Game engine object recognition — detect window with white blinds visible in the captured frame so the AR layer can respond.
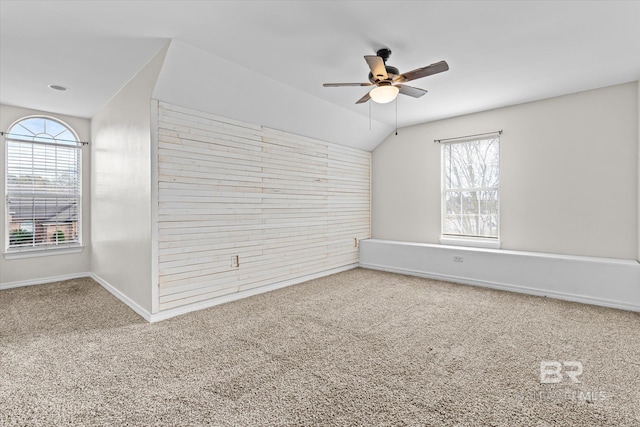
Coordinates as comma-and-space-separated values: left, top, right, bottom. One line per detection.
5, 117, 81, 252
442, 136, 500, 240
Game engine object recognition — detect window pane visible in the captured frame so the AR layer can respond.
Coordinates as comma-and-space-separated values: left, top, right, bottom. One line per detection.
45, 119, 67, 137
10, 117, 77, 145
7, 142, 79, 195
442, 137, 499, 239
444, 191, 460, 215
17, 118, 44, 137
8, 197, 79, 247
444, 138, 499, 189
6, 117, 81, 251
443, 215, 463, 235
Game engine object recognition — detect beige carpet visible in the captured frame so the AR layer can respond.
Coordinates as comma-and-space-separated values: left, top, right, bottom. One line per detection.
1, 268, 639, 426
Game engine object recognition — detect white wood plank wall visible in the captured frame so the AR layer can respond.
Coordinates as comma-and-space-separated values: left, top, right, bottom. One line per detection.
156, 102, 371, 310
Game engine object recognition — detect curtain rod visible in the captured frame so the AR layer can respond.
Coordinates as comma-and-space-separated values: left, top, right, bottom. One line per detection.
1, 131, 89, 145
434, 130, 502, 144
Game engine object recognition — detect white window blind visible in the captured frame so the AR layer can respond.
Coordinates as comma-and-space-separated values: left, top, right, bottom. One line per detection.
442, 135, 500, 239
5, 117, 81, 251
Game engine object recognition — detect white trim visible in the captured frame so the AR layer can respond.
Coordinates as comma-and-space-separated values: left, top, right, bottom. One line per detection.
359, 262, 640, 313
148, 263, 359, 322
0, 272, 90, 291
368, 238, 638, 265
1, 271, 154, 321
359, 239, 640, 313
4, 264, 359, 322
86, 264, 358, 323
89, 273, 153, 322
4, 245, 84, 260
440, 236, 501, 249
150, 99, 160, 314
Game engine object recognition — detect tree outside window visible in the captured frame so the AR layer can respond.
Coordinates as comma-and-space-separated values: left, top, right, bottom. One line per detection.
442, 137, 499, 239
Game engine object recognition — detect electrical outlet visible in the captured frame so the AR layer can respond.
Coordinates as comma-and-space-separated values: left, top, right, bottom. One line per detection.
453, 256, 464, 263
231, 255, 240, 268
353, 238, 358, 248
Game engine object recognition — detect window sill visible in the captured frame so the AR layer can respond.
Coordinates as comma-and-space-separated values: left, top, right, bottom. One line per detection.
4, 245, 84, 260
440, 236, 501, 249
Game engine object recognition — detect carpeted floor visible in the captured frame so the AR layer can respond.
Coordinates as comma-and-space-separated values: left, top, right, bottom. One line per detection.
1, 268, 639, 426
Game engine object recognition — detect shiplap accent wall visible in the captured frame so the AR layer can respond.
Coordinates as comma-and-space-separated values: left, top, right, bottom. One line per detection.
155, 102, 370, 311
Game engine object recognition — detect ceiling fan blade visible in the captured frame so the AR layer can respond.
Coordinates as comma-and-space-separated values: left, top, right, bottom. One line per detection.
356, 92, 371, 104
396, 60, 449, 83
364, 55, 388, 81
323, 82, 372, 87
397, 84, 428, 98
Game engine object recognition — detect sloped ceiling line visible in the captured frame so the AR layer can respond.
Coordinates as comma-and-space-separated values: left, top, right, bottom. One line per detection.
152, 40, 394, 151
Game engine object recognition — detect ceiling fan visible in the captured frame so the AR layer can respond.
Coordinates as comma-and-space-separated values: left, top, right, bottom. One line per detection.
323, 48, 449, 104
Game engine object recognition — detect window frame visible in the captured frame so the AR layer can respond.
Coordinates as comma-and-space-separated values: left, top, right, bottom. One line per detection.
4, 115, 83, 256
440, 135, 500, 249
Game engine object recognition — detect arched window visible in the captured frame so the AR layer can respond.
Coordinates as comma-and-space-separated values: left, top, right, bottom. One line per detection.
4, 116, 82, 252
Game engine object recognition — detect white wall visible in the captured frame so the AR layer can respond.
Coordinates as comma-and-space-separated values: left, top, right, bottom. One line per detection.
90, 45, 168, 313
372, 82, 639, 260
152, 40, 394, 152
154, 102, 369, 312
0, 104, 91, 286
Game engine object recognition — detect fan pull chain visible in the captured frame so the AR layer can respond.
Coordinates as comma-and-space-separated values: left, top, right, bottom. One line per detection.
369, 100, 371, 130
395, 96, 398, 135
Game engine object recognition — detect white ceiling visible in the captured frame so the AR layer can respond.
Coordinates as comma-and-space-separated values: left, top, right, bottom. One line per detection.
1, 0, 639, 132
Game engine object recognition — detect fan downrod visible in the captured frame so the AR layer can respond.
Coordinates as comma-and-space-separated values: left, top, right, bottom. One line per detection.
376, 48, 392, 63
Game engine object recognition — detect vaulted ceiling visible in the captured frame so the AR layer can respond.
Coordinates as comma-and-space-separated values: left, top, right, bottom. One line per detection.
1, 1, 639, 150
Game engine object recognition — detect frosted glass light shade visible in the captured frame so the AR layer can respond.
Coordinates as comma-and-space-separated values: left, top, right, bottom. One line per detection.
369, 85, 399, 103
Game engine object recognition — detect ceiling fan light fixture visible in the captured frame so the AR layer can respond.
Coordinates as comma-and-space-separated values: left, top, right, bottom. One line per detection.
369, 85, 399, 103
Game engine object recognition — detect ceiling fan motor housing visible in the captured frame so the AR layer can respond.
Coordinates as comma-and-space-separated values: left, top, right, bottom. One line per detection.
369, 65, 399, 84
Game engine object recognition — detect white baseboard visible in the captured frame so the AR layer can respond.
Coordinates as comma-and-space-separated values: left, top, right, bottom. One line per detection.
360, 239, 640, 313
2, 264, 360, 323
89, 273, 153, 322
0, 271, 154, 322
0, 272, 91, 291
148, 263, 359, 322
